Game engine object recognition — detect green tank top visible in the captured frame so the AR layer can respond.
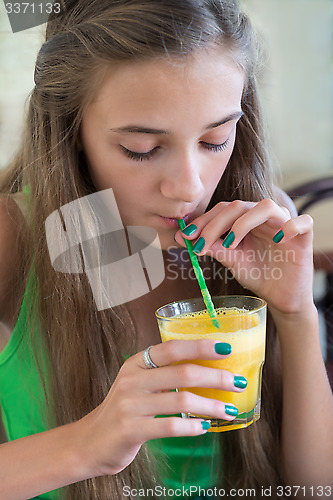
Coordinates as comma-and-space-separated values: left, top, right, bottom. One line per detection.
0, 276, 221, 499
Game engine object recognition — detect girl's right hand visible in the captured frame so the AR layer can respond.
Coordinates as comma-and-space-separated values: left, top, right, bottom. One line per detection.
78, 339, 246, 478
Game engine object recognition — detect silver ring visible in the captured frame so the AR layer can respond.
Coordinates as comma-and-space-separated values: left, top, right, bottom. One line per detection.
143, 345, 158, 369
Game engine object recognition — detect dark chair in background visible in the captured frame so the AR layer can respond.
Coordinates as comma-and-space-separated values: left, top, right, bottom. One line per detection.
287, 176, 333, 388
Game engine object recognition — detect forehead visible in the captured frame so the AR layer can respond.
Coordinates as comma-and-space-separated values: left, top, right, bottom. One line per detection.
84, 47, 245, 128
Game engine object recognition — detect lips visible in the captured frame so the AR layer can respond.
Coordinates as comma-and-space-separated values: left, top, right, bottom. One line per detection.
162, 213, 191, 221
159, 212, 193, 228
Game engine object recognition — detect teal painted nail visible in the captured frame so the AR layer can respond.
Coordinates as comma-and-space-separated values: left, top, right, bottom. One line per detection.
234, 375, 248, 389
182, 224, 197, 236
273, 229, 284, 243
222, 230, 235, 248
225, 405, 238, 417
215, 342, 232, 355
201, 421, 211, 431
192, 236, 205, 254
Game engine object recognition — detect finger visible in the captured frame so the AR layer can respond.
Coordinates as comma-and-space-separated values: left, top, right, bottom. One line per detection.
141, 415, 212, 441
134, 339, 232, 370
280, 206, 291, 217
217, 198, 291, 250
189, 200, 258, 254
140, 362, 246, 394
175, 202, 231, 241
140, 391, 240, 421
272, 214, 314, 244
174, 201, 255, 249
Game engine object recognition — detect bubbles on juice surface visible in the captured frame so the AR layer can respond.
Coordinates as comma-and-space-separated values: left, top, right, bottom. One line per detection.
160, 307, 262, 340
177, 307, 242, 319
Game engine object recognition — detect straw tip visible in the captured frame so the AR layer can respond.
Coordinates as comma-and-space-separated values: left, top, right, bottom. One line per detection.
177, 219, 186, 230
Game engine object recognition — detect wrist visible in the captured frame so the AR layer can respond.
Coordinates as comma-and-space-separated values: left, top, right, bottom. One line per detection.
270, 304, 323, 371
63, 418, 98, 484
268, 302, 319, 336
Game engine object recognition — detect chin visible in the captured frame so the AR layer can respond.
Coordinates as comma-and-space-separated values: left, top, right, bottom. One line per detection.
124, 225, 171, 252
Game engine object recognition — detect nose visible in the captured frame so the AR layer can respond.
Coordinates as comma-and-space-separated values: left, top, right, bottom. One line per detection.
160, 153, 205, 203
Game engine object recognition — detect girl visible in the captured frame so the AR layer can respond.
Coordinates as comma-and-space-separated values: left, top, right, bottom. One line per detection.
0, 1, 332, 499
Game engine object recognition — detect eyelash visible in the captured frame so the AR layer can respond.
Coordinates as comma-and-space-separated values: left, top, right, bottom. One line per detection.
120, 138, 230, 162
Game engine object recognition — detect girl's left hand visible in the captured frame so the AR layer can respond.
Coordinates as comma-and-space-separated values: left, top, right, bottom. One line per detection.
175, 199, 315, 316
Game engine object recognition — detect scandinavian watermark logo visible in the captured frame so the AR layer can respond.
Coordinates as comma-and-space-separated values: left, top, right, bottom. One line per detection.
45, 189, 165, 310
3, 1, 62, 33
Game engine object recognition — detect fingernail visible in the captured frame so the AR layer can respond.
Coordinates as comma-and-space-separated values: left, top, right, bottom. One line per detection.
192, 236, 205, 254
225, 405, 238, 417
215, 342, 232, 355
173, 232, 177, 242
234, 375, 248, 389
201, 420, 211, 431
273, 229, 284, 243
182, 224, 197, 236
222, 230, 235, 248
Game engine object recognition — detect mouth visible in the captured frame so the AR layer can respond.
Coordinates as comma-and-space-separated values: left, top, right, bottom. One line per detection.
159, 212, 193, 228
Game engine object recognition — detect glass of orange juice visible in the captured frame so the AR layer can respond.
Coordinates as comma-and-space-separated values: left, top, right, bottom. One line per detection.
155, 296, 266, 432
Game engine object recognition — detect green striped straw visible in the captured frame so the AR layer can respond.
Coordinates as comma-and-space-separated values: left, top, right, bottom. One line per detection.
178, 219, 220, 328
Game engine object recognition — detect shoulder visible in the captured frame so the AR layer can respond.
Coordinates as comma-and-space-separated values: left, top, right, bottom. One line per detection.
272, 185, 298, 218
0, 195, 27, 325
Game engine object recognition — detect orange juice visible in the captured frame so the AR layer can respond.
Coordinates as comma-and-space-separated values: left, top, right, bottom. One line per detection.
156, 298, 266, 432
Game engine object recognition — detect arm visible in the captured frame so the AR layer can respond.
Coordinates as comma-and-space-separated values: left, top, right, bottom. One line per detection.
0, 198, 89, 498
272, 188, 333, 484
0, 197, 87, 497
0, 197, 248, 497
175, 196, 333, 486
0, 422, 89, 499
270, 305, 333, 487
0, 338, 246, 499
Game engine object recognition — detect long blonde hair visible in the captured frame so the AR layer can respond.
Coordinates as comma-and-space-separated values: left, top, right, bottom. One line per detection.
1, 0, 283, 497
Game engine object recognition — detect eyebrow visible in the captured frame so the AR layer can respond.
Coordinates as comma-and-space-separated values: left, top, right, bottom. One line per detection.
109, 111, 243, 135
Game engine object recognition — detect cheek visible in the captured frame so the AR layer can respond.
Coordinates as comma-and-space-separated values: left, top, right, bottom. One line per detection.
81, 142, 118, 188
214, 145, 235, 179
222, 131, 237, 170
206, 136, 237, 191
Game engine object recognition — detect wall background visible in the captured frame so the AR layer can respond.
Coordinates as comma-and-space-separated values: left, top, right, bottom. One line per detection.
242, 0, 333, 188
0, 5, 43, 168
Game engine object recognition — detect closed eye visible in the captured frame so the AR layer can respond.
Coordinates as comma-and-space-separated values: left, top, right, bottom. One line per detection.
120, 145, 159, 161
200, 138, 230, 152
120, 137, 230, 162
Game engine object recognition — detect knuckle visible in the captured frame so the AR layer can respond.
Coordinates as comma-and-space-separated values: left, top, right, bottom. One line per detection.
163, 418, 180, 436
196, 338, 212, 355
188, 339, 202, 359
117, 397, 133, 418
164, 339, 179, 359
212, 398, 224, 415
122, 357, 132, 367
177, 391, 193, 409
281, 206, 291, 217
178, 364, 196, 385
216, 201, 227, 210
118, 417, 136, 443
260, 198, 276, 210
229, 199, 243, 210
302, 213, 314, 227
285, 218, 298, 233
192, 421, 206, 436
219, 369, 228, 388
119, 358, 134, 375
116, 376, 133, 395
